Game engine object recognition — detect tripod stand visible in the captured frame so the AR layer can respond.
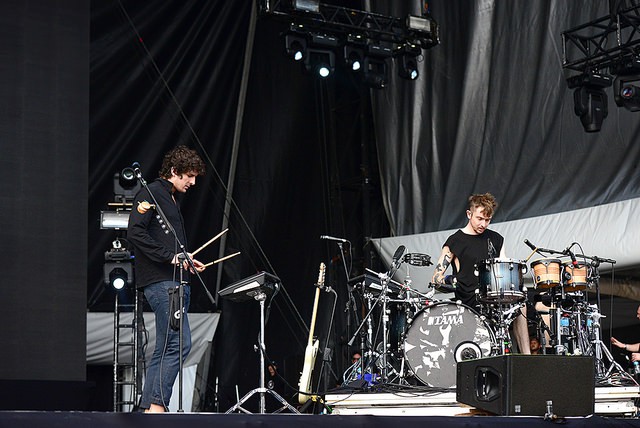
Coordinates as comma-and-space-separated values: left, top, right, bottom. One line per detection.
226, 291, 299, 414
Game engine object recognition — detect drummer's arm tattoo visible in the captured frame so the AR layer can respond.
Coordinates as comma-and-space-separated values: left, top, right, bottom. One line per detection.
433, 254, 452, 285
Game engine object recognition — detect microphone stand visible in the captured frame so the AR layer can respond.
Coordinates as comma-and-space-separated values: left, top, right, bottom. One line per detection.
134, 166, 216, 412
335, 241, 359, 365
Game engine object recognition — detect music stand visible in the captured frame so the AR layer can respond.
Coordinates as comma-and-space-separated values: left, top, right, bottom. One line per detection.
221, 273, 300, 414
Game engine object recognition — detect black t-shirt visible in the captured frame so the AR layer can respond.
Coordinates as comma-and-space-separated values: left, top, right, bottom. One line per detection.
444, 229, 504, 307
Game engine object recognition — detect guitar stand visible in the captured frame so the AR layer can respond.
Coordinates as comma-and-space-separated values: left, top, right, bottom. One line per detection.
226, 291, 300, 414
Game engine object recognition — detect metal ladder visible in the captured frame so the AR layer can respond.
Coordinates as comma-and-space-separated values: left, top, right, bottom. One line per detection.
113, 290, 143, 412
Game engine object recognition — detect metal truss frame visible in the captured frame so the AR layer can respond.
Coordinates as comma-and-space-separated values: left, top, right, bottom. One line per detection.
562, 4, 640, 73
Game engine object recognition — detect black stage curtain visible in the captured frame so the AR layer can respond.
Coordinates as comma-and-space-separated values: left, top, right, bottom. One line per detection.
88, 0, 640, 412
0, 1, 89, 381
371, 1, 640, 235
89, 0, 385, 411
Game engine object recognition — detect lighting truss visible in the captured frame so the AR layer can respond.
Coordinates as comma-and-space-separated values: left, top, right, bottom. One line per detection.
562, 3, 640, 73
259, 0, 439, 49
562, 3, 640, 131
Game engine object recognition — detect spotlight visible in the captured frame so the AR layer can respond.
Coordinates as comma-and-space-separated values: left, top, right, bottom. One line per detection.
104, 248, 134, 290
285, 33, 307, 61
567, 72, 611, 132
614, 74, 640, 111
396, 43, 421, 80
113, 166, 141, 204
305, 49, 335, 78
405, 14, 439, 48
344, 45, 364, 72
573, 86, 608, 132
286, 0, 320, 13
108, 268, 128, 290
363, 57, 388, 89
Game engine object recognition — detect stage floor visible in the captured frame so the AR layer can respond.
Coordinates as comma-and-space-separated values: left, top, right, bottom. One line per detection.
0, 410, 639, 428
325, 386, 640, 417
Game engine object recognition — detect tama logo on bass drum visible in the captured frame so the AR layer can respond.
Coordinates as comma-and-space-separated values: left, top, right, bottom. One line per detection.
426, 314, 464, 326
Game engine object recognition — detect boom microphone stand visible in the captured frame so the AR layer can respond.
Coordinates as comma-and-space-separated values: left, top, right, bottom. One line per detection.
133, 164, 216, 412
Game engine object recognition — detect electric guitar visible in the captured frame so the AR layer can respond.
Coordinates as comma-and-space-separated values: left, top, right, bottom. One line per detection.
298, 262, 325, 404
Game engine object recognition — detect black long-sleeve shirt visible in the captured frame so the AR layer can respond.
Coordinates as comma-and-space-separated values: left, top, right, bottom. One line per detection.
127, 178, 189, 288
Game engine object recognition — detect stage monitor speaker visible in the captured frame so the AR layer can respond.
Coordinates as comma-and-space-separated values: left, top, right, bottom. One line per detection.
457, 355, 594, 416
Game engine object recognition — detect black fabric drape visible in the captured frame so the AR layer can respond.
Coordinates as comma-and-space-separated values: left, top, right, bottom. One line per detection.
89, 0, 252, 312
372, 1, 640, 235
89, 0, 380, 411
1, 0, 89, 381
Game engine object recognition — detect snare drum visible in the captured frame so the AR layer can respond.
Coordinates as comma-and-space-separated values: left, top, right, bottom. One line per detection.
530, 258, 562, 289
403, 301, 493, 388
477, 258, 527, 303
563, 262, 589, 292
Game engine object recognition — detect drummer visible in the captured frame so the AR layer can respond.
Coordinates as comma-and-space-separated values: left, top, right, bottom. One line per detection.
431, 192, 531, 354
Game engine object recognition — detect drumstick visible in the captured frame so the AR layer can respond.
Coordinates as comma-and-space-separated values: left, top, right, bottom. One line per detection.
191, 228, 228, 256
203, 251, 241, 268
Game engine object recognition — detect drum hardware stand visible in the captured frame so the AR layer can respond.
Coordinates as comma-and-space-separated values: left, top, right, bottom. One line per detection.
347, 267, 401, 383
226, 291, 299, 414
485, 302, 523, 355
590, 309, 637, 385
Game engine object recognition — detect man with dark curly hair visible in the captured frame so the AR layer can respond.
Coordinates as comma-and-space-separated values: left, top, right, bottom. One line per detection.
127, 145, 207, 412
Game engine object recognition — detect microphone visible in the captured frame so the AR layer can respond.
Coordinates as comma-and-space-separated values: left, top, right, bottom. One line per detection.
320, 235, 348, 243
563, 243, 578, 267
392, 245, 406, 268
132, 161, 142, 178
524, 239, 537, 251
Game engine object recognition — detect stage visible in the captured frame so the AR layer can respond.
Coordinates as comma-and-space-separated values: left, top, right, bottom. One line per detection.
325, 386, 640, 417
0, 410, 639, 428
1, 384, 639, 428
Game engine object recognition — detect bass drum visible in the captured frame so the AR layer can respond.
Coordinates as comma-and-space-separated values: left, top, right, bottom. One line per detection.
403, 301, 493, 388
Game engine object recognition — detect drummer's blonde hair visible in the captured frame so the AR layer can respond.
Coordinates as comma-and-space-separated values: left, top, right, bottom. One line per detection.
468, 193, 498, 218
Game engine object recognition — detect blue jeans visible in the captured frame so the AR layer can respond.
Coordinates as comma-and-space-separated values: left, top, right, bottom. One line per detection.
139, 280, 191, 410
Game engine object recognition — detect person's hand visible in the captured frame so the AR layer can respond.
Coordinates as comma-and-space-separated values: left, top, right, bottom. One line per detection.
171, 253, 206, 272
611, 337, 625, 349
631, 353, 640, 362
191, 258, 206, 273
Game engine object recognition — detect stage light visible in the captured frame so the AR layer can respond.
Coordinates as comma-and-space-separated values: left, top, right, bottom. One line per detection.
100, 210, 130, 230
285, 33, 307, 61
613, 74, 640, 111
344, 45, 364, 71
108, 268, 128, 290
396, 43, 421, 80
573, 86, 608, 132
567, 72, 611, 132
305, 49, 335, 78
104, 260, 134, 290
113, 166, 141, 204
406, 15, 433, 33
405, 14, 439, 49
363, 57, 388, 89
287, 0, 320, 13
104, 242, 134, 290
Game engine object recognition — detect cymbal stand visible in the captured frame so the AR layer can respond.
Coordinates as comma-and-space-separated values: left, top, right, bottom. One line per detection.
590, 308, 637, 385
226, 291, 299, 414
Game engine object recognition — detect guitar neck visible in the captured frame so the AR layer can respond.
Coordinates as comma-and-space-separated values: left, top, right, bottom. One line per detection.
307, 286, 321, 347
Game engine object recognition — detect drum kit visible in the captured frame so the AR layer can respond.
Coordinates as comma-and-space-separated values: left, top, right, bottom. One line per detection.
343, 242, 633, 389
